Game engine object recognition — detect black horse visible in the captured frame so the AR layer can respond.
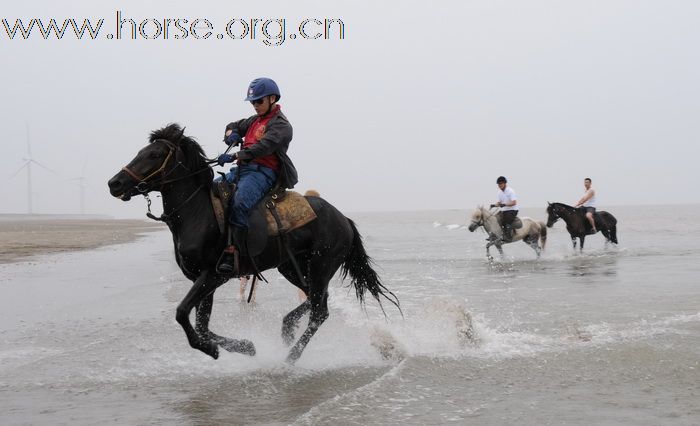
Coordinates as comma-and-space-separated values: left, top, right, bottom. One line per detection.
107, 124, 399, 363
546, 202, 618, 251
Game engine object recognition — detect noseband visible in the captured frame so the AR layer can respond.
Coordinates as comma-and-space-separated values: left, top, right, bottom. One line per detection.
121, 139, 180, 193
548, 206, 561, 225
120, 138, 217, 223
472, 207, 496, 228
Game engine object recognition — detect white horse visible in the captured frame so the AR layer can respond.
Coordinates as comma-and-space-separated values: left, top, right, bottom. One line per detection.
468, 206, 547, 259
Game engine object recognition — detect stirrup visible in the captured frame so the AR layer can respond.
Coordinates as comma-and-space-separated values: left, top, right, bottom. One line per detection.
216, 246, 239, 275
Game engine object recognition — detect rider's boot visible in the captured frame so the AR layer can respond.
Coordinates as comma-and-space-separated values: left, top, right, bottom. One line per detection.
502, 224, 513, 242
233, 226, 248, 262
217, 227, 239, 275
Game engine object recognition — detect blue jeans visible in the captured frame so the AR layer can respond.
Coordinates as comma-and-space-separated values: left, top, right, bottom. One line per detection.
213, 166, 240, 184
229, 164, 277, 228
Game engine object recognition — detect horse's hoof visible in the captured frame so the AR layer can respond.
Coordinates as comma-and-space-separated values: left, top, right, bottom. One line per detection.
235, 339, 256, 356
285, 352, 299, 365
282, 331, 295, 347
206, 343, 220, 360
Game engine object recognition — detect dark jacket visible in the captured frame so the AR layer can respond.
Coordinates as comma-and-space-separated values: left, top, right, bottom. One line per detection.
225, 109, 298, 189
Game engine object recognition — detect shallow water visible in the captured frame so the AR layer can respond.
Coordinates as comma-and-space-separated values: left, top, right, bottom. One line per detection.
1, 205, 699, 425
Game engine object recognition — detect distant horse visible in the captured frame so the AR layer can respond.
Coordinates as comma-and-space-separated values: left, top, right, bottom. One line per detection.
546, 202, 618, 252
107, 123, 399, 363
468, 206, 547, 259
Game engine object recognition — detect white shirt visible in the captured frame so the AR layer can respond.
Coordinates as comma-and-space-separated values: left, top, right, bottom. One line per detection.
582, 188, 597, 208
498, 187, 519, 211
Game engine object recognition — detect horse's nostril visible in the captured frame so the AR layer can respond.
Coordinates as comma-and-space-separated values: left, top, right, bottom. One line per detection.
108, 177, 123, 192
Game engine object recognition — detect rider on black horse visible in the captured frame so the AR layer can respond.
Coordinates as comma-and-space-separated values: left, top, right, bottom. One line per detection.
492, 176, 519, 242
216, 77, 298, 274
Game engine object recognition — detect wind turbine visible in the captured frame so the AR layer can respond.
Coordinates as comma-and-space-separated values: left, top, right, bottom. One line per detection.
68, 159, 89, 214
9, 125, 57, 214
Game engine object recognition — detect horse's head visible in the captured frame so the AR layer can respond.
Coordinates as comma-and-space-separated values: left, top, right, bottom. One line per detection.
108, 123, 213, 201
546, 202, 559, 228
468, 206, 485, 232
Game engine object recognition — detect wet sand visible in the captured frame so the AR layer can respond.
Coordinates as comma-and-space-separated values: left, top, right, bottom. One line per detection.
0, 215, 164, 264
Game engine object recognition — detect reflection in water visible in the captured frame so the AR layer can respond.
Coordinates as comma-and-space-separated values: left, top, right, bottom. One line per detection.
566, 252, 619, 278
171, 368, 388, 425
477, 251, 620, 281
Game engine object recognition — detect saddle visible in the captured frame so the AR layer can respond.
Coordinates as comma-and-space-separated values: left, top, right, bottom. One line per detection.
211, 180, 317, 257
496, 213, 523, 229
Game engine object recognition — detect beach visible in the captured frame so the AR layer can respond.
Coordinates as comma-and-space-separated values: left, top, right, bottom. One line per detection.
0, 215, 163, 264
1, 206, 699, 425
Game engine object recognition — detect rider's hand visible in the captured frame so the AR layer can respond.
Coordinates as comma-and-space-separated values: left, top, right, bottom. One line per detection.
217, 153, 237, 166
224, 131, 242, 146
489, 204, 497, 208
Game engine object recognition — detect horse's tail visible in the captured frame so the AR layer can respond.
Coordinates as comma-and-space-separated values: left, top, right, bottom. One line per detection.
341, 219, 402, 316
538, 221, 548, 250
601, 212, 619, 244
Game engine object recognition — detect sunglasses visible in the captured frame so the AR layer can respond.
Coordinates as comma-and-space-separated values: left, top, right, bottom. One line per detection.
250, 98, 265, 105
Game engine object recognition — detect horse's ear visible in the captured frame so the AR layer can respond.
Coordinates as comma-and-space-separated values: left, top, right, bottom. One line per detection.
547, 201, 551, 206
175, 126, 186, 141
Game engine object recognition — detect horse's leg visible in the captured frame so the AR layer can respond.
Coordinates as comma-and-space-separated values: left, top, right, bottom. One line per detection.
572, 237, 577, 251
278, 261, 312, 346
195, 293, 256, 356
496, 243, 504, 257
579, 236, 585, 252
485, 242, 493, 261
601, 228, 611, 247
194, 294, 213, 336
175, 270, 227, 359
526, 236, 541, 258
286, 289, 329, 364
282, 300, 311, 346
285, 255, 337, 364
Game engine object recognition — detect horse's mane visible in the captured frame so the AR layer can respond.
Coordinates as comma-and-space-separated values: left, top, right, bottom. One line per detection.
550, 202, 576, 211
149, 123, 214, 186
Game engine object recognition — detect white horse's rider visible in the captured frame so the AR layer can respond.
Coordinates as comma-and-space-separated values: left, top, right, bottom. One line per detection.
574, 177, 597, 233
490, 176, 519, 242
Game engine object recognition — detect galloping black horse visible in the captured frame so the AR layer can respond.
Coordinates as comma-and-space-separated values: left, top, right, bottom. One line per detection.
546, 202, 618, 252
107, 124, 399, 363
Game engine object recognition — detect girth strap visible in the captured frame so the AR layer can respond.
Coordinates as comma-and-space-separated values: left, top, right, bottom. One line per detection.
266, 199, 308, 291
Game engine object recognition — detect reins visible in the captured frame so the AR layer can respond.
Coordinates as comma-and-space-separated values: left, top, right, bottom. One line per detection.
122, 138, 230, 223
144, 185, 205, 223
474, 206, 498, 228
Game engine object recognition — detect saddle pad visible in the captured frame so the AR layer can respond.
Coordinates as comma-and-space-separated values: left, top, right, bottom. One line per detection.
210, 189, 318, 256
512, 217, 523, 229
262, 191, 317, 235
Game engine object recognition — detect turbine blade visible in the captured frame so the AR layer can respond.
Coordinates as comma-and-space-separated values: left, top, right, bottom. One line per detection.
30, 159, 58, 174
9, 162, 29, 179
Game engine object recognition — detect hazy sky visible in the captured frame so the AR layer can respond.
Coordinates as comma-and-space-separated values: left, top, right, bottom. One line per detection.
2, 0, 699, 218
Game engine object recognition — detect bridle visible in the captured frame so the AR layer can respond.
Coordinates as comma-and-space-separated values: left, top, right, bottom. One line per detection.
471, 206, 497, 229
547, 204, 562, 226
120, 138, 220, 223
121, 139, 207, 193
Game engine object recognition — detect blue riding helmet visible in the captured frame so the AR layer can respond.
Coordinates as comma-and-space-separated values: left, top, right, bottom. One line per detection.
244, 78, 281, 102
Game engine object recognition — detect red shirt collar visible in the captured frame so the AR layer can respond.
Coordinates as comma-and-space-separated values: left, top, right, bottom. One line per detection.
258, 104, 281, 120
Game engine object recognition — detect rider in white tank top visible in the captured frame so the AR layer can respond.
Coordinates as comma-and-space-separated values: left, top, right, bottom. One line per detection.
575, 178, 597, 233
582, 189, 596, 208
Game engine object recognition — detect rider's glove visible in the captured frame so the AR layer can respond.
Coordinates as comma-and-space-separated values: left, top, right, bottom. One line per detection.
224, 132, 242, 146
489, 204, 497, 208
217, 153, 237, 166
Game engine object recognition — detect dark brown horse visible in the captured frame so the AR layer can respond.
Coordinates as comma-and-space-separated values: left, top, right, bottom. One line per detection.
546, 202, 618, 252
107, 124, 399, 363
